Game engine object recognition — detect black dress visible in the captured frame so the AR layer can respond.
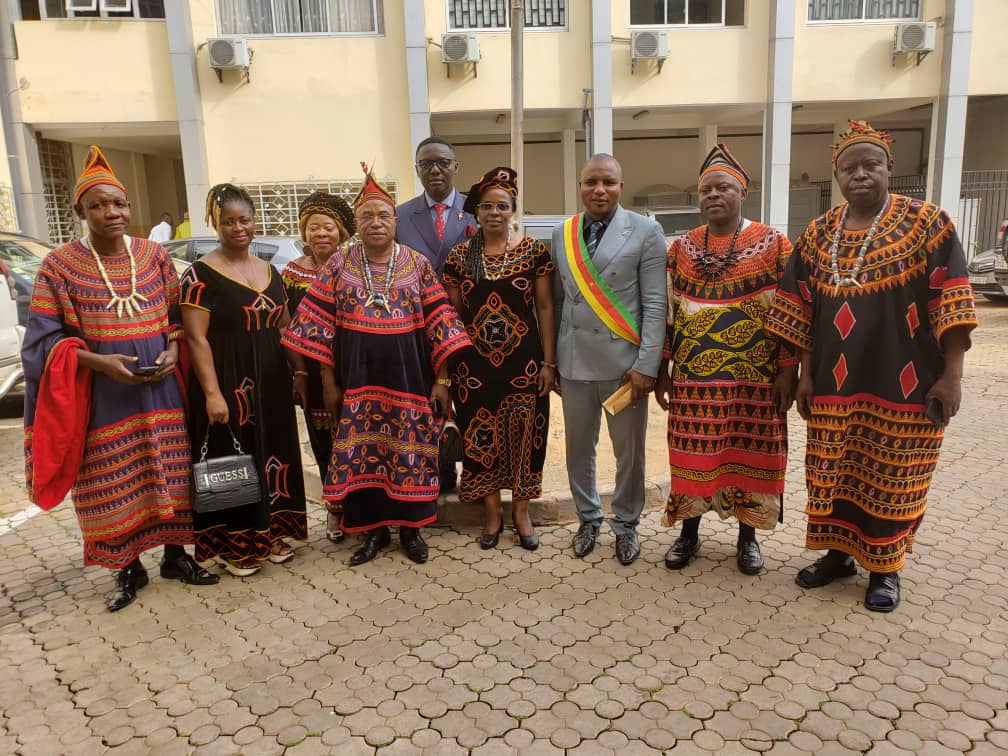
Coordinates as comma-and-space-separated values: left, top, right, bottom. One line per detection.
443, 237, 553, 505
180, 260, 307, 563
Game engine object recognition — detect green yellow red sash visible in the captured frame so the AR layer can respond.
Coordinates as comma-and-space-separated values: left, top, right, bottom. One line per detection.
562, 213, 641, 346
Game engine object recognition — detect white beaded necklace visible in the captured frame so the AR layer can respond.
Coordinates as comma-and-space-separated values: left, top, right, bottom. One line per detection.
829, 195, 889, 295
82, 235, 148, 317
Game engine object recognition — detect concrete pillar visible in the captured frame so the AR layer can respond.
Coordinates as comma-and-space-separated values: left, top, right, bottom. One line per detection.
590, 0, 613, 156
762, 0, 794, 234
698, 124, 718, 166
562, 127, 578, 214
927, 0, 973, 227
830, 121, 847, 207
128, 152, 150, 235
404, 0, 431, 196
0, 0, 47, 239
165, 1, 212, 236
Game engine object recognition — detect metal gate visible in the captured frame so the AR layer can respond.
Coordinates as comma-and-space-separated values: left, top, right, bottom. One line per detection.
958, 169, 1008, 261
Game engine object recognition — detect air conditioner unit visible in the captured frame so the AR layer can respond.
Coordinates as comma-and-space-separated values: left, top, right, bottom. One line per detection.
64, 0, 98, 10
442, 32, 480, 64
631, 30, 669, 61
894, 22, 936, 53
208, 37, 251, 69
100, 0, 132, 11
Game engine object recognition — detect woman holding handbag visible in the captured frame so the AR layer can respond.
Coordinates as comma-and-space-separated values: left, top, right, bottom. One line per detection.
181, 183, 307, 577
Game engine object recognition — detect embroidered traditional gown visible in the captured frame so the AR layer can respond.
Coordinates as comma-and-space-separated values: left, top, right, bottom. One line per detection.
22, 238, 193, 568
663, 222, 793, 529
766, 195, 977, 573
282, 259, 333, 475
282, 242, 471, 532
180, 260, 307, 563
443, 237, 553, 505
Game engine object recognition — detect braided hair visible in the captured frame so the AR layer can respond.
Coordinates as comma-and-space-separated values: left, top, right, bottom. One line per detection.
204, 183, 255, 231
462, 227, 486, 283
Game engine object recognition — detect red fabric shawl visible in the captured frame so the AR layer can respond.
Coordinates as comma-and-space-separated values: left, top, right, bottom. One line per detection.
27, 337, 92, 510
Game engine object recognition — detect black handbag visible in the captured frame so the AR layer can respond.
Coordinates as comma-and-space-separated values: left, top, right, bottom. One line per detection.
192, 425, 261, 514
439, 419, 463, 465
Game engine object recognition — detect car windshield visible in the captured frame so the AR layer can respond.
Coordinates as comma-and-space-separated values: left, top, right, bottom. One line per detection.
0, 237, 50, 262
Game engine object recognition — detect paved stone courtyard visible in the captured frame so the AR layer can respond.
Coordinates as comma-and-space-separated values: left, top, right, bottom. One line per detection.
0, 302, 1006, 755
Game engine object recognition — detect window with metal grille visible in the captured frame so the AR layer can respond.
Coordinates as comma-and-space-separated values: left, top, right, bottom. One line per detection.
808, 0, 920, 22
217, 0, 384, 35
448, 1, 566, 30
240, 179, 397, 237
629, 0, 745, 27
38, 139, 77, 245
25, 1, 165, 19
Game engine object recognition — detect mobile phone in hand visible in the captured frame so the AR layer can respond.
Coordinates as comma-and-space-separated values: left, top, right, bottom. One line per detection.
925, 397, 945, 428
134, 365, 160, 377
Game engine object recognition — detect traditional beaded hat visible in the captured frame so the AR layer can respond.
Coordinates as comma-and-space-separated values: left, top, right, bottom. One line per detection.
698, 143, 750, 189
831, 120, 894, 166
298, 191, 355, 240
74, 146, 127, 204
352, 162, 396, 211
463, 166, 518, 216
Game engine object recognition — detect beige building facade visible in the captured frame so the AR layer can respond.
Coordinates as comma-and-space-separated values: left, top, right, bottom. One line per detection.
0, 0, 1005, 250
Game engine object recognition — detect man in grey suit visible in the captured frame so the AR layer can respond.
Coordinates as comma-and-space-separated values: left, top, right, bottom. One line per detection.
396, 136, 476, 493
551, 154, 668, 565
395, 136, 476, 275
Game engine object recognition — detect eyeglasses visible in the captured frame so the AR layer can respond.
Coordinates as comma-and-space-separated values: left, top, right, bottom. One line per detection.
356, 211, 394, 224
416, 158, 456, 172
477, 202, 512, 213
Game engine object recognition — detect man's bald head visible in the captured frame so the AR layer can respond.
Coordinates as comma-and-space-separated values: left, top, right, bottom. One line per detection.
582, 153, 623, 180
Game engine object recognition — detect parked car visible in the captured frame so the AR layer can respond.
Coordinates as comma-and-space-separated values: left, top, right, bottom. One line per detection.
0, 259, 24, 400
969, 221, 1008, 303
0, 232, 50, 325
165, 235, 304, 275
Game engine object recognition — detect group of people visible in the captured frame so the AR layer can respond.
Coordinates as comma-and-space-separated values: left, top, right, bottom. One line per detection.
22, 119, 976, 617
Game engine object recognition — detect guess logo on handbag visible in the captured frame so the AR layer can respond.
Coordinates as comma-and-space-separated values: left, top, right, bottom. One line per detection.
200, 466, 252, 488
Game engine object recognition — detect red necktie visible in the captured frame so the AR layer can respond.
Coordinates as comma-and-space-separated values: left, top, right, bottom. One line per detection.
434, 202, 447, 241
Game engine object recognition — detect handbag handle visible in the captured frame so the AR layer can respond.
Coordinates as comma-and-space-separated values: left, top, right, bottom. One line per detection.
199, 423, 245, 463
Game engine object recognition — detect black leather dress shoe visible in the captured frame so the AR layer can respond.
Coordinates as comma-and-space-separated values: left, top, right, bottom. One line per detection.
736, 540, 764, 575
664, 536, 700, 570
160, 552, 219, 585
400, 526, 429, 564
350, 527, 391, 566
572, 521, 600, 558
615, 532, 640, 565
865, 572, 900, 612
106, 562, 149, 612
795, 551, 858, 589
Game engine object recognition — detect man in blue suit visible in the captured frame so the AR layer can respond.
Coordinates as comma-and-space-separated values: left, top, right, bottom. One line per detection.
396, 136, 476, 492
396, 136, 475, 275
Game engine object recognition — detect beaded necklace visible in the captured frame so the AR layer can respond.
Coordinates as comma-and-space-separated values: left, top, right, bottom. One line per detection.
82, 235, 148, 317
361, 243, 398, 313
697, 219, 744, 281
481, 229, 514, 281
829, 195, 889, 294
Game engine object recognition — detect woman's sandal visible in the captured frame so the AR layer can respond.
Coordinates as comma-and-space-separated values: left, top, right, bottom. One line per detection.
326, 513, 345, 543
269, 539, 295, 564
